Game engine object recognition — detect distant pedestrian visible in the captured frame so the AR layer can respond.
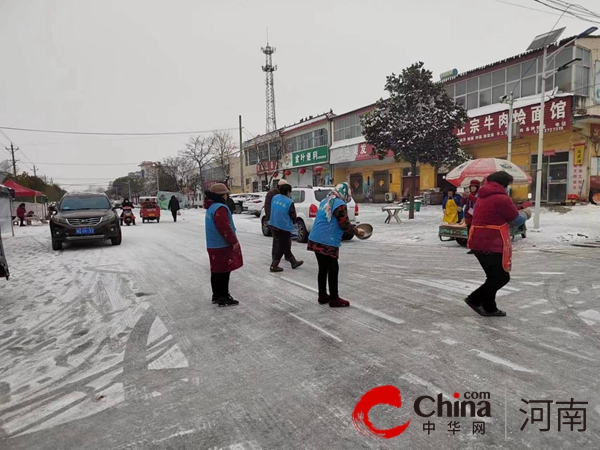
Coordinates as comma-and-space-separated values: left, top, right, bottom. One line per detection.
269, 183, 303, 272
465, 171, 531, 317
204, 183, 243, 307
442, 187, 463, 224
168, 195, 180, 222
307, 182, 365, 307
265, 179, 291, 261
461, 179, 480, 254
16, 203, 26, 227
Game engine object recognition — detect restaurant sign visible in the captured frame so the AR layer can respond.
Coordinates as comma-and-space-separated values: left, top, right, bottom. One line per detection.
330, 142, 394, 164
282, 145, 328, 168
456, 97, 572, 145
256, 160, 278, 175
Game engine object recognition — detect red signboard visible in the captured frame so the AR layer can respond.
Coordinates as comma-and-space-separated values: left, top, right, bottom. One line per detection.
543, 150, 556, 157
256, 160, 277, 175
455, 97, 572, 145
355, 142, 394, 161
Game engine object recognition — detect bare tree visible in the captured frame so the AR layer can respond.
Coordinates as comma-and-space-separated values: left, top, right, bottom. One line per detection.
161, 155, 200, 193
181, 136, 215, 193
211, 130, 237, 186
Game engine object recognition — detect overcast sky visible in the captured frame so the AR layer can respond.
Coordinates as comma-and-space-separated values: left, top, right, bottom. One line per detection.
0, 0, 598, 190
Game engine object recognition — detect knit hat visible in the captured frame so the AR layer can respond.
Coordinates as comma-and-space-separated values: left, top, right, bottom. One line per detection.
469, 179, 481, 187
278, 179, 290, 186
210, 183, 230, 195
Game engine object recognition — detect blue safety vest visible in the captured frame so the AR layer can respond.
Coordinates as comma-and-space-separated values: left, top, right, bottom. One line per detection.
205, 203, 236, 249
308, 198, 346, 248
269, 194, 295, 232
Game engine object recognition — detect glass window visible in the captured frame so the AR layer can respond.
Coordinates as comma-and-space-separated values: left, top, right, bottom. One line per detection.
555, 47, 573, 69
492, 69, 505, 86
479, 89, 492, 107
521, 60, 537, 79
467, 77, 478, 93
334, 115, 362, 141
582, 48, 591, 67
506, 81, 520, 98
548, 164, 568, 180
467, 92, 478, 109
521, 76, 536, 97
259, 144, 268, 161
479, 73, 491, 90
445, 84, 454, 97
314, 189, 332, 201
507, 64, 520, 82
455, 81, 467, 96
60, 196, 111, 211
555, 68, 572, 93
492, 85, 505, 102
550, 152, 569, 163
455, 96, 466, 107
574, 65, 590, 96
290, 190, 304, 203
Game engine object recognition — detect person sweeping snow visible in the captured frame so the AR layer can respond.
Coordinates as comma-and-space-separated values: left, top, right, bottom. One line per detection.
307, 182, 365, 307
465, 171, 531, 317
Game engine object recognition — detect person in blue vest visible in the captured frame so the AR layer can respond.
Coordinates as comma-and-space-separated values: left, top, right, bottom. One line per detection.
307, 182, 365, 307
269, 183, 304, 272
204, 183, 243, 307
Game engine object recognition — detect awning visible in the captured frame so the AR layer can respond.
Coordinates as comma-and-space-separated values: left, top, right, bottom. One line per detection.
2, 180, 43, 197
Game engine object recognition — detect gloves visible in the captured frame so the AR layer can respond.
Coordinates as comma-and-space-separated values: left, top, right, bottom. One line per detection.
521, 208, 532, 220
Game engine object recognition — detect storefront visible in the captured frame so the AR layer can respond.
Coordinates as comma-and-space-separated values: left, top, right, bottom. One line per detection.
281, 146, 331, 186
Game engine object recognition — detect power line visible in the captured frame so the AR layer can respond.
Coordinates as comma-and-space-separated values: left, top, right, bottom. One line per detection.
493, 0, 570, 16
0, 126, 239, 137
33, 162, 140, 166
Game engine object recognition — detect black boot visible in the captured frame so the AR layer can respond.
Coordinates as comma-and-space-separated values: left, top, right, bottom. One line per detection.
270, 260, 283, 272
218, 295, 239, 307
290, 257, 304, 269
212, 294, 218, 304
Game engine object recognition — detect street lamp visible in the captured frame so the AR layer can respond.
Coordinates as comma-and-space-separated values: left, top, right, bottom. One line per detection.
500, 93, 515, 162
531, 26, 598, 230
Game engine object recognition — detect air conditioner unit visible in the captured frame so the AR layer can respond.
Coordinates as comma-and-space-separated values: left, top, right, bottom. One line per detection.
385, 192, 396, 202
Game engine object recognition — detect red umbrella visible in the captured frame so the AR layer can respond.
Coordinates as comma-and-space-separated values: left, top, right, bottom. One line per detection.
446, 158, 532, 188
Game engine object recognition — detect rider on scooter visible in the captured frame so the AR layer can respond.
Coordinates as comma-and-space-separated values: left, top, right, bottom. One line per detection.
120, 198, 135, 225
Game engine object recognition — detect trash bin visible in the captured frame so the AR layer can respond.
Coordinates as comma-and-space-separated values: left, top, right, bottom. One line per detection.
414, 200, 421, 212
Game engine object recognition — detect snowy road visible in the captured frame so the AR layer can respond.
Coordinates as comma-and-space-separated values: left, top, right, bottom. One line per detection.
1, 205, 599, 449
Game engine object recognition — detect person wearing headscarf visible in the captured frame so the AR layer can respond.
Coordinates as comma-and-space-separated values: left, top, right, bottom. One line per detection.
168, 195, 181, 222
204, 183, 243, 307
307, 182, 365, 307
465, 171, 531, 317
461, 179, 481, 254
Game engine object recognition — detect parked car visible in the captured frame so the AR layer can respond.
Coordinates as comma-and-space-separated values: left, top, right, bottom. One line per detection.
49, 193, 122, 251
260, 186, 359, 243
229, 194, 250, 214
244, 192, 267, 217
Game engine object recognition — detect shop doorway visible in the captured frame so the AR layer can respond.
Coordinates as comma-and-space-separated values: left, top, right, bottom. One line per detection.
350, 173, 364, 203
530, 152, 569, 203
373, 170, 389, 203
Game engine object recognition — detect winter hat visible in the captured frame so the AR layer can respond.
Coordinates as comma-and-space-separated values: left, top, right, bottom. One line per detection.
469, 179, 481, 187
210, 183, 230, 195
278, 179, 290, 186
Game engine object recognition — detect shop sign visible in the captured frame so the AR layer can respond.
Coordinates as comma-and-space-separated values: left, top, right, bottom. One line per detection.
356, 142, 394, 161
543, 150, 556, 157
440, 68, 458, 81
256, 160, 277, 175
455, 97, 572, 145
568, 147, 587, 199
283, 146, 328, 168
573, 145, 585, 166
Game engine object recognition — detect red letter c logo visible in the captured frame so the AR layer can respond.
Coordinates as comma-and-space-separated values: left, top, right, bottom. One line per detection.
352, 385, 411, 439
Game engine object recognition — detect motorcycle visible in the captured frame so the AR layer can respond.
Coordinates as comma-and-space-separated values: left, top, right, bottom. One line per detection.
120, 206, 136, 226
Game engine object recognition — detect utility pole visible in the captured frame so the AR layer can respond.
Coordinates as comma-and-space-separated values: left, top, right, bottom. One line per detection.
5, 144, 19, 177
33, 165, 38, 177
239, 115, 245, 193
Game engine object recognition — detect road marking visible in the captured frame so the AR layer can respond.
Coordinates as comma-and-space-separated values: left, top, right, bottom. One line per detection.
540, 310, 556, 315
538, 343, 597, 362
351, 303, 405, 325
407, 278, 513, 297
288, 313, 342, 342
522, 282, 544, 287
537, 272, 565, 275
470, 350, 535, 373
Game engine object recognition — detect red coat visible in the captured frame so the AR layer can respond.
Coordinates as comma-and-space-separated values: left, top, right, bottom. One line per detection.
468, 182, 519, 253
204, 198, 243, 273
17, 205, 26, 219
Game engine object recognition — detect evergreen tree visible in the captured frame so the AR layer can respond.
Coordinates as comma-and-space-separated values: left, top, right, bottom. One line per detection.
362, 62, 469, 219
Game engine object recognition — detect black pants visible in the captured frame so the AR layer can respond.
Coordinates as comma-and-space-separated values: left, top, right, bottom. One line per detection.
315, 253, 339, 299
171, 210, 177, 222
469, 252, 510, 312
211, 272, 231, 297
271, 228, 293, 262
19, 218, 25, 227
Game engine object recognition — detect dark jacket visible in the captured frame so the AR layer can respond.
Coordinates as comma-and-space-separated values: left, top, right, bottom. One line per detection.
204, 195, 243, 273
121, 200, 134, 209
168, 197, 180, 212
17, 205, 26, 219
264, 187, 279, 221
468, 182, 520, 253
227, 197, 236, 213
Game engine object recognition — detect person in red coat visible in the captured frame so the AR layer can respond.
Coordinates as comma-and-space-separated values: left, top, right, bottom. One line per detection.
204, 183, 243, 307
465, 171, 531, 317
16, 203, 27, 227
461, 179, 480, 254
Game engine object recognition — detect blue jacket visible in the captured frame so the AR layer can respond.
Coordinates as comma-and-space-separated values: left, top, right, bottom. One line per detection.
205, 203, 236, 248
308, 198, 346, 248
270, 194, 295, 232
